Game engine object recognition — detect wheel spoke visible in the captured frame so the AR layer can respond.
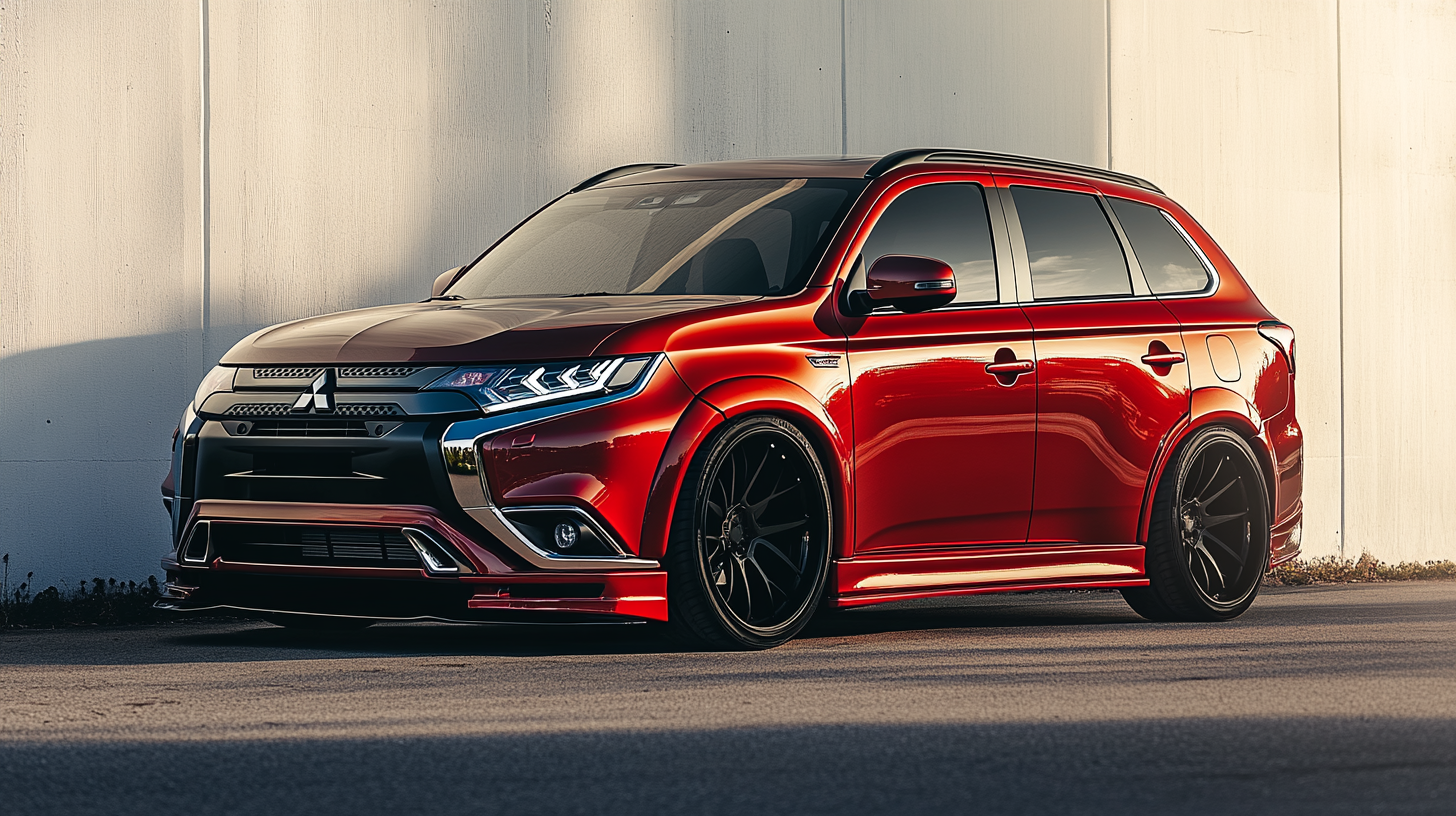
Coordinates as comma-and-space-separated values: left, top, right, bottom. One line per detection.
735, 557, 755, 620
1197, 456, 1226, 499
752, 537, 803, 576
706, 499, 724, 518
1201, 511, 1247, 528
743, 445, 771, 503
748, 479, 800, 518
1201, 477, 1239, 506
746, 554, 784, 597
755, 518, 807, 537
1201, 528, 1246, 564
1193, 541, 1226, 590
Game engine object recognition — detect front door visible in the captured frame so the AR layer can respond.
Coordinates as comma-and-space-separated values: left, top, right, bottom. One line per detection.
998, 178, 1192, 545
840, 177, 1037, 553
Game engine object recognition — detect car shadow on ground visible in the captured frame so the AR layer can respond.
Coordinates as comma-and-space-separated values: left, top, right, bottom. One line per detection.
157, 590, 1147, 658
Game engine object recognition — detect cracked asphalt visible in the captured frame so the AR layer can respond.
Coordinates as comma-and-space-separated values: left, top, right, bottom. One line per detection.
2, 582, 1454, 815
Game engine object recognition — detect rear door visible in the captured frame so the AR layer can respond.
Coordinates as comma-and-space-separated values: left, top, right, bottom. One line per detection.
996, 177, 1191, 545
840, 174, 1037, 553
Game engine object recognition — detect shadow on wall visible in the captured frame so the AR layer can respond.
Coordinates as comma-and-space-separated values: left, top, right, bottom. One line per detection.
0, 329, 255, 588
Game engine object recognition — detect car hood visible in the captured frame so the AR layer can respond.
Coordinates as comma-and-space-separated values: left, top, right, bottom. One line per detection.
219, 295, 756, 365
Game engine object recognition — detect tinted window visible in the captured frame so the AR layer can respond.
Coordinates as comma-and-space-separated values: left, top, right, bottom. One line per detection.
448, 178, 864, 298
1012, 186, 1131, 300
1108, 198, 1211, 295
860, 183, 998, 304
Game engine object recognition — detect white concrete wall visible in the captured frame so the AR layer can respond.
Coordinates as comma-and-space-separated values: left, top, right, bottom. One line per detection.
3, 0, 1453, 585
1, 0, 202, 588
1109, 0, 1344, 556
1339, 0, 1456, 563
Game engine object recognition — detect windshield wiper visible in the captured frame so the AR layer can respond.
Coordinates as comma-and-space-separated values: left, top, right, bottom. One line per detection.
558, 291, 623, 298
429, 295, 465, 301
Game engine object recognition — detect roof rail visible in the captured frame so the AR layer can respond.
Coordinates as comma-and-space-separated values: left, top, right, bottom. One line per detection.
864, 148, 1162, 193
570, 163, 681, 193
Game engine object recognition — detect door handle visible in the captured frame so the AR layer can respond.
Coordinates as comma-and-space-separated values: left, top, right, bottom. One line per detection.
985, 360, 1035, 375
1141, 352, 1186, 366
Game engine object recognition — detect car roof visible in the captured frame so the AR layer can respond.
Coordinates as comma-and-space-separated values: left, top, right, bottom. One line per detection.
586, 149, 1162, 194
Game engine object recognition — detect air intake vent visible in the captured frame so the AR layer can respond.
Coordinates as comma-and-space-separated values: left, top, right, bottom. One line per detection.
210, 523, 424, 569
242, 419, 372, 437
254, 367, 325, 379
339, 366, 424, 378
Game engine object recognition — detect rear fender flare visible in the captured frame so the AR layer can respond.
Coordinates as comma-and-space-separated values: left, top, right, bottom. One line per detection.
1137, 386, 1276, 543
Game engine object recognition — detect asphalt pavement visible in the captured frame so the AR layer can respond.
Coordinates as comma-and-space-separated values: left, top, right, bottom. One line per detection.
2, 582, 1455, 815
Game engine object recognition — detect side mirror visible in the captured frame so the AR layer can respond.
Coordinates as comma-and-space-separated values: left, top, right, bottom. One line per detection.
848, 255, 956, 314
431, 266, 463, 299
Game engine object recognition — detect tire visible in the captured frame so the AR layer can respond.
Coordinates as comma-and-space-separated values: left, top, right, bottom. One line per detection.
264, 613, 376, 631
665, 415, 834, 650
1122, 426, 1271, 622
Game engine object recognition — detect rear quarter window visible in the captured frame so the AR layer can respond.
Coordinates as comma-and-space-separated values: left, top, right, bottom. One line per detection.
1108, 198, 1212, 295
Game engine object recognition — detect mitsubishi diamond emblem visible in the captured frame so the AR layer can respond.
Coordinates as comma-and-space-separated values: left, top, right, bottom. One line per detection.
291, 369, 337, 413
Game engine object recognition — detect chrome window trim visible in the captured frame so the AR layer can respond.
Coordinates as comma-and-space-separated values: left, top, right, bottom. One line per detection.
440, 355, 666, 571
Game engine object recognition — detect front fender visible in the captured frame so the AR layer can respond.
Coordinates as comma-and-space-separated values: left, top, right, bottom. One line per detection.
637, 376, 854, 561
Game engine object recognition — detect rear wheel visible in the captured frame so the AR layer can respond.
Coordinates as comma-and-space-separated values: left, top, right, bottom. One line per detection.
1123, 427, 1270, 622
665, 416, 833, 650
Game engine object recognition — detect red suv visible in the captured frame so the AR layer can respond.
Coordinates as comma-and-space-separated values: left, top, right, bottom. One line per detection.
160, 150, 1303, 649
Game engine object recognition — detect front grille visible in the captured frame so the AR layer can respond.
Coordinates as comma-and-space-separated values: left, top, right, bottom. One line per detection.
338, 366, 424, 378
211, 523, 423, 569
254, 367, 325, 379
227, 403, 294, 417
226, 402, 402, 418
333, 403, 403, 417
243, 419, 372, 438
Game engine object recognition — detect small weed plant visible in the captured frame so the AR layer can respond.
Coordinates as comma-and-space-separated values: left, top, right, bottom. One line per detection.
2, 553, 164, 629
1264, 552, 1456, 586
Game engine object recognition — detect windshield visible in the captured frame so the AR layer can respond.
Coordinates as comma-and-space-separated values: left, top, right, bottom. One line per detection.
446, 178, 865, 299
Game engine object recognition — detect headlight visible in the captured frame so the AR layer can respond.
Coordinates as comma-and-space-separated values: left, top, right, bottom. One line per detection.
193, 365, 236, 409
428, 355, 656, 414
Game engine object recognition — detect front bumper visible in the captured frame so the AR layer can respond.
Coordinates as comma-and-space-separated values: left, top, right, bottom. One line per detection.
162, 357, 693, 623
160, 501, 668, 622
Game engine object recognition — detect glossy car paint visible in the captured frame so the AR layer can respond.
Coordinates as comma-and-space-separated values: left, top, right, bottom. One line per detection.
160, 153, 1303, 627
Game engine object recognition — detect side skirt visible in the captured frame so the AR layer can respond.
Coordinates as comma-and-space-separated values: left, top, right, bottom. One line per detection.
834, 543, 1146, 608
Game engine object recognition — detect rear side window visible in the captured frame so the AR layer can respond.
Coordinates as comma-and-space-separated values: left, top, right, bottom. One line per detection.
860, 183, 998, 304
1011, 186, 1131, 300
1108, 198, 1212, 295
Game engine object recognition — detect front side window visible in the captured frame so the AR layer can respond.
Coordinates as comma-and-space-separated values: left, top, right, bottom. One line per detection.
858, 183, 999, 305
1108, 198, 1212, 295
446, 178, 865, 299
1012, 186, 1131, 301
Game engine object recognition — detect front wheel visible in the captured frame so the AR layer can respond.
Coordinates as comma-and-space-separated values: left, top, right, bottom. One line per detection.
665, 416, 834, 650
1123, 427, 1270, 622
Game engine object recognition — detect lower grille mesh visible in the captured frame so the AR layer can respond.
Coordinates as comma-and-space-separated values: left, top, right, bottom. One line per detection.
211, 523, 422, 569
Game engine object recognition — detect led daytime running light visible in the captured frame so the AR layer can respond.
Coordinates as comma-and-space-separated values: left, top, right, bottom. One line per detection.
432, 356, 653, 414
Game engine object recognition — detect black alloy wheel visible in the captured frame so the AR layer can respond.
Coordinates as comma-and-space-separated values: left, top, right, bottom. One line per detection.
665, 415, 833, 650
1123, 427, 1270, 622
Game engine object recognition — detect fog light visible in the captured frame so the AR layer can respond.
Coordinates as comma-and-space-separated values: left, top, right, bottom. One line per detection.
553, 522, 579, 551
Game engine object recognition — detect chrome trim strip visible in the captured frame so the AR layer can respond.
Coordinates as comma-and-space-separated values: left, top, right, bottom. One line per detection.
500, 505, 632, 557
224, 471, 385, 480
465, 506, 659, 571
402, 526, 473, 574
441, 355, 667, 571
